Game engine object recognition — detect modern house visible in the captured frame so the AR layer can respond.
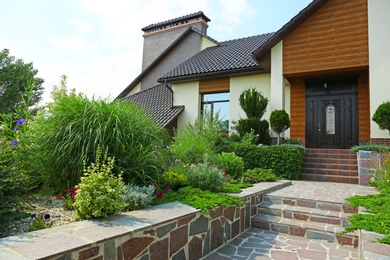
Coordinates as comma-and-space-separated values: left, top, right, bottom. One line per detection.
116, 0, 390, 183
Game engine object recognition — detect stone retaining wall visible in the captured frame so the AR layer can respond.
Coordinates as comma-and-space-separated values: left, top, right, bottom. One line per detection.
0, 181, 290, 260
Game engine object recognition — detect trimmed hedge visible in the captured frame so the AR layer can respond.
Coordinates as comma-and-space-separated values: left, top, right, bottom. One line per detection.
216, 142, 304, 180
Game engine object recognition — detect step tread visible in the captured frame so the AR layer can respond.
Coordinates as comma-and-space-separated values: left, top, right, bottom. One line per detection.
251, 214, 358, 237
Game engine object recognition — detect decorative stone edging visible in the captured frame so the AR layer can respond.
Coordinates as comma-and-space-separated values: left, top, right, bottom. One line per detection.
0, 180, 291, 260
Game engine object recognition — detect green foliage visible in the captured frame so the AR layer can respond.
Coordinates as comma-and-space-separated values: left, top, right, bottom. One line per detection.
161, 171, 188, 191
216, 152, 245, 180
169, 110, 221, 164
0, 49, 44, 118
283, 138, 302, 145
235, 118, 270, 145
373, 102, 390, 134
73, 147, 126, 220
238, 88, 268, 120
176, 186, 244, 217
339, 186, 390, 244
241, 168, 278, 183
122, 184, 155, 211
187, 161, 226, 192
222, 143, 304, 180
31, 91, 168, 191
220, 182, 253, 193
270, 110, 290, 144
28, 214, 53, 232
368, 152, 390, 189
350, 144, 390, 153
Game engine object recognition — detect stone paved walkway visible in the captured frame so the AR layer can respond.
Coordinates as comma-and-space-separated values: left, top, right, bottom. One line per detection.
203, 181, 379, 260
202, 228, 359, 260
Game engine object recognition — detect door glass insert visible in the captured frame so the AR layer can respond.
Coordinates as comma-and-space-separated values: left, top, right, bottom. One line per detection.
326, 104, 335, 134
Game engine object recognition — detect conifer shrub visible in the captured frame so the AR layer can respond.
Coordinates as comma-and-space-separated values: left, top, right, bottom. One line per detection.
161, 171, 188, 191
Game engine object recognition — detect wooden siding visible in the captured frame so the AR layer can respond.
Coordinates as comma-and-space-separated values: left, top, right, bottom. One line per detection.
283, 0, 368, 76
358, 71, 370, 142
289, 78, 306, 141
199, 78, 230, 94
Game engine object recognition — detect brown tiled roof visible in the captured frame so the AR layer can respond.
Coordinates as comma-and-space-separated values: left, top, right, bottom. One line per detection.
159, 33, 274, 82
123, 84, 184, 127
253, 0, 328, 61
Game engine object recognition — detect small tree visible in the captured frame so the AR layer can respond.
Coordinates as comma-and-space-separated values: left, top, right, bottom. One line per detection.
373, 102, 390, 134
235, 88, 270, 144
270, 110, 291, 144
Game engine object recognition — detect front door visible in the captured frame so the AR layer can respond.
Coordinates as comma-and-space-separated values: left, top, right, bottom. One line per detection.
305, 78, 358, 149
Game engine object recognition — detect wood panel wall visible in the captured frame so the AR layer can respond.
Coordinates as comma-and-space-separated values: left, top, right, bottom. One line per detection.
199, 78, 230, 94
283, 0, 368, 76
289, 78, 306, 141
358, 71, 370, 142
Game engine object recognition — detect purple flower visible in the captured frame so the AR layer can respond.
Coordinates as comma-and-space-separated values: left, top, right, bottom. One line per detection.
30, 214, 38, 219
44, 213, 50, 221
13, 126, 18, 131
10, 140, 18, 146
16, 119, 25, 125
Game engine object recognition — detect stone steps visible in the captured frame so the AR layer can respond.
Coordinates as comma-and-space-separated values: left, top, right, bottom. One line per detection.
251, 194, 359, 247
301, 148, 359, 184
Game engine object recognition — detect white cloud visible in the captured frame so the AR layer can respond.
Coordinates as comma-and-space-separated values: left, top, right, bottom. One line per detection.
50, 36, 87, 53
69, 19, 94, 32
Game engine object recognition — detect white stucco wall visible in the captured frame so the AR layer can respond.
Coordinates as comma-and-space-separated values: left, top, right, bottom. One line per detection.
200, 37, 218, 51
230, 74, 271, 134
368, 0, 390, 138
270, 41, 284, 110
172, 81, 201, 131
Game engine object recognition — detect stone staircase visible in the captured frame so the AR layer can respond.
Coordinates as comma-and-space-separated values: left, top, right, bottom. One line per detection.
251, 193, 359, 247
300, 148, 359, 184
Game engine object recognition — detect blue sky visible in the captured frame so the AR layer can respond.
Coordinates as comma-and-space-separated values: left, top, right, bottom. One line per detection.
0, 0, 312, 104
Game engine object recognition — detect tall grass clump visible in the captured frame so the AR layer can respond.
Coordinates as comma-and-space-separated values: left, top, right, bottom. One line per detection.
32, 92, 169, 192
169, 110, 222, 164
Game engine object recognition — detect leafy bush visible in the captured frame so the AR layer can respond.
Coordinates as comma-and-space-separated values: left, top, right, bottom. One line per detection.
187, 162, 225, 192
216, 152, 244, 180
235, 118, 270, 145
31, 92, 168, 191
241, 168, 278, 183
350, 144, 390, 153
224, 143, 304, 180
122, 184, 155, 211
161, 171, 188, 191
73, 147, 126, 220
270, 110, 290, 144
373, 101, 390, 134
169, 110, 221, 164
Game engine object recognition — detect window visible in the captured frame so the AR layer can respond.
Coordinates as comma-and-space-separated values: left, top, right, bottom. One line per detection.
326, 104, 335, 134
201, 92, 230, 131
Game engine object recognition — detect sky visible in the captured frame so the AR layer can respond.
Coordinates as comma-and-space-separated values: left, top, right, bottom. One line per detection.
0, 0, 312, 105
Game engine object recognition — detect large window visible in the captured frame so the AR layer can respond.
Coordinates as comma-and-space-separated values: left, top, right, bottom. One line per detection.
201, 92, 230, 131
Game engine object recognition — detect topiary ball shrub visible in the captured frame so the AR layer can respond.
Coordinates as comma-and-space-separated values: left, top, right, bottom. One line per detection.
216, 152, 245, 180
73, 147, 126, 220
373, 101, 390, 134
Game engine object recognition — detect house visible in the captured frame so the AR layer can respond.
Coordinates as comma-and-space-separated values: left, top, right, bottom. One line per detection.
117, 0, 390, 182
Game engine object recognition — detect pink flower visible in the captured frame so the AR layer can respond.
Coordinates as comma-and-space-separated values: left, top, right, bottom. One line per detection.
57, 194, 62, 200
156, 191, 163, 199
227, 178, 231, 182
164, 186, 170, 191
223, 172, 227, 176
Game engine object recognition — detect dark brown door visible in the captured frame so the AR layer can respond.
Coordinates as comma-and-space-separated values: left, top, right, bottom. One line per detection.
306, 78, 358, 149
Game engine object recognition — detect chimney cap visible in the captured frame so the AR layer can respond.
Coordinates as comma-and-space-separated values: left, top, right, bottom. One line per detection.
141, 11, 210, 32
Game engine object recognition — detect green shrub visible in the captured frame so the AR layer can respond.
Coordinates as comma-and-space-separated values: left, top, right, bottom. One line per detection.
169, 110, 221, 164
235, 118, 270, 145
270, 110, 290, 144
228, 143, 304, 180
216, 152, 245, 180
31, 92, 168, 191
122, 184, 155, 211
187, 162, 225, 192
238, 88, 268, 120
350, 144, 390, 153
73, 147, 126, 220
161, 171, 188, 191
241, 168, 278, 183
373, 101, 390, 134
